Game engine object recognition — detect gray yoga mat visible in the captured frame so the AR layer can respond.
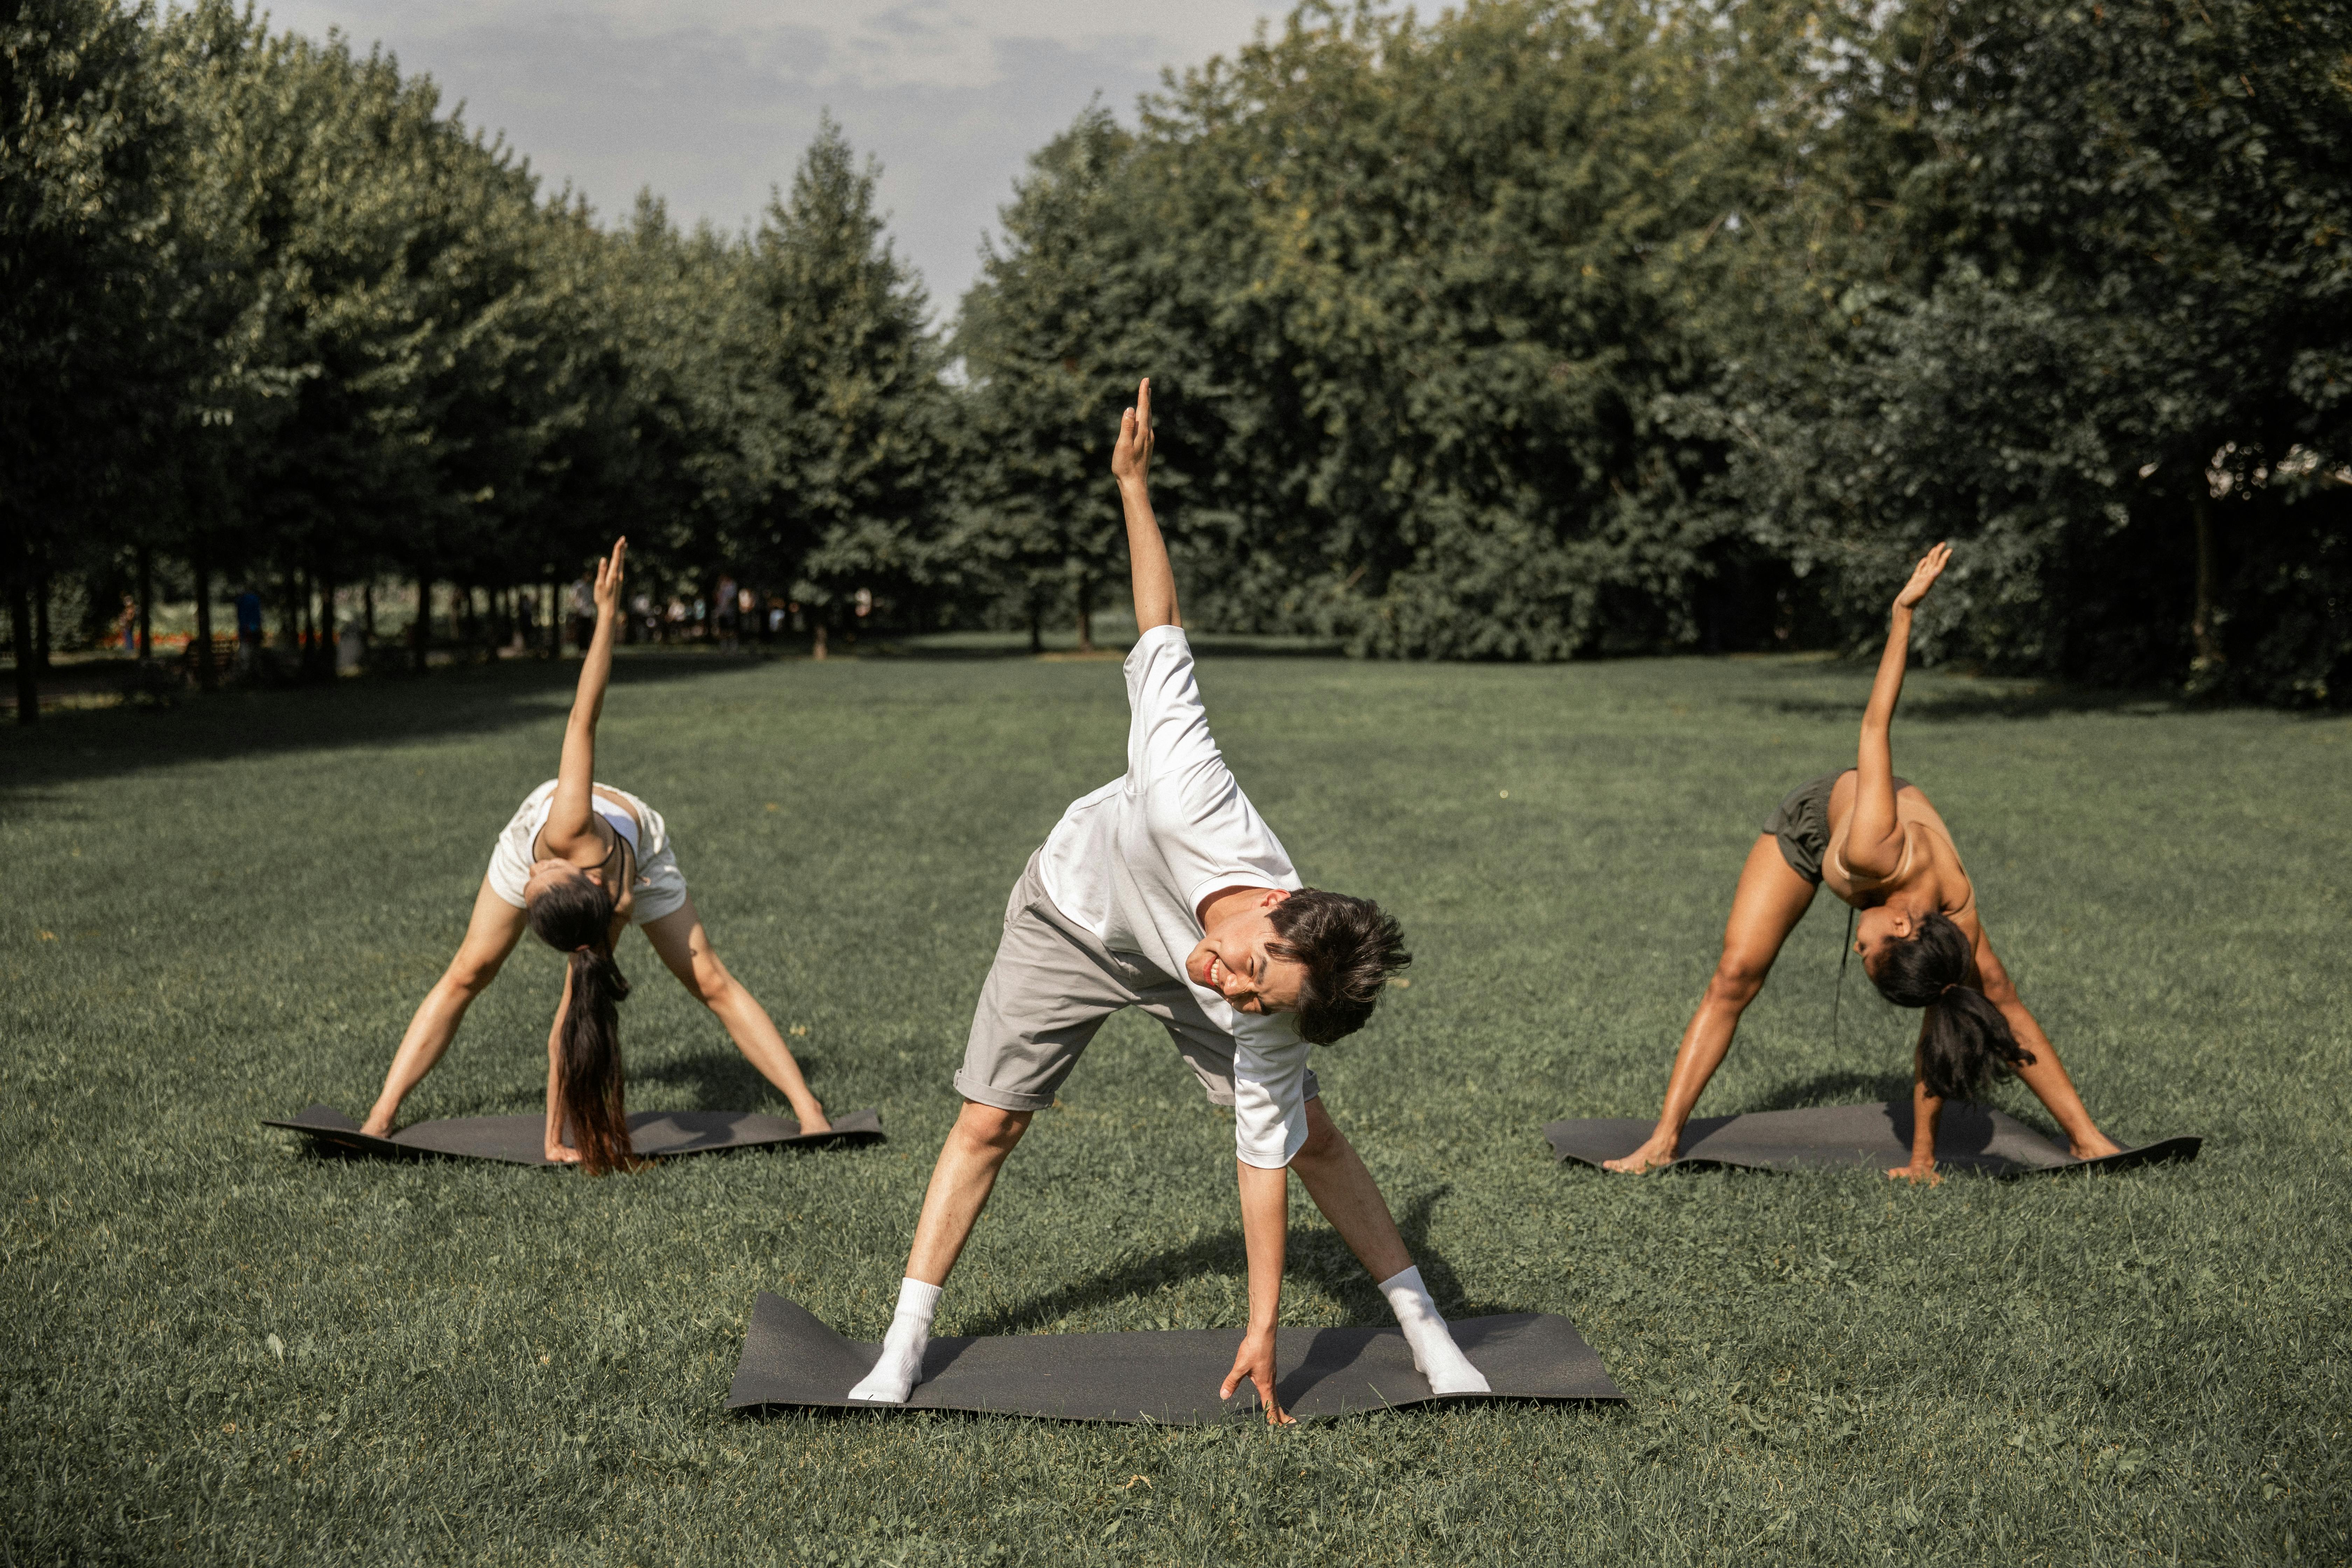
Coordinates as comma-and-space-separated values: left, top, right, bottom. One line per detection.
726, 1292, 1622, 1423
265, 1103, 884, 1164
1544, 1100, 2199, 1177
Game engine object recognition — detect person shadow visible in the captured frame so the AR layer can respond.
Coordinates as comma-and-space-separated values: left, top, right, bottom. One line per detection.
1734, 1068, 2068, 1143
958, 1184, 1494, 1339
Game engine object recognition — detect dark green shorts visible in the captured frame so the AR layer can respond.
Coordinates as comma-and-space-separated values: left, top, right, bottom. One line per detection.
1762, 769, 1909, 886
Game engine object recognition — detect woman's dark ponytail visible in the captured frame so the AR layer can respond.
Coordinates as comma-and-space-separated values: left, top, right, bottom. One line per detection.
526, 875, 638, 1174
1869, 910, 2036, 1101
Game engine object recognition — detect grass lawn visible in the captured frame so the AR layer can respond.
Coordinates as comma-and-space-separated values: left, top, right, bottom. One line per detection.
4, 645, 2346, 1564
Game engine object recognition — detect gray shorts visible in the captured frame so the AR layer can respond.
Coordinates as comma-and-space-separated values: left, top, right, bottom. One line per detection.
1762, 768, 1910, 885
954, 850, 1322, 1114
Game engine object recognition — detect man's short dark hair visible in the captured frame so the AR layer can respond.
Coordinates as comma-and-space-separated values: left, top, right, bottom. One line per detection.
1265, 890, 1411, 1045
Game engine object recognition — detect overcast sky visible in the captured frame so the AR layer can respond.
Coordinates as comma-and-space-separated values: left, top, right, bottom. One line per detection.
261, 0, 1293, 320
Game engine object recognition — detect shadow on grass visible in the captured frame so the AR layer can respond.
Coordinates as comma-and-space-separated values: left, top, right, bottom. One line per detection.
0, 654, 753, 798
872, 633, 1344, 662
960, 1187, 1490, 1337
1734, 1069, 2070, 1143
628, 1046, 834, 1110
1736, 1070, 1914, 1113
1771, 682, 2188, 724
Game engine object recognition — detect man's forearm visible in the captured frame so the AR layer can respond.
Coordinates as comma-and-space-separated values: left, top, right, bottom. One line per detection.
1237, 1160, 1288, 1329
1123, 481, 1179, 632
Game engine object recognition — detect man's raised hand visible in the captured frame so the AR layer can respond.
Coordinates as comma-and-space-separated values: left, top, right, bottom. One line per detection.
1893, 541, 1951, 612
1111, 378, 1154, 491
593, 538, 629, 618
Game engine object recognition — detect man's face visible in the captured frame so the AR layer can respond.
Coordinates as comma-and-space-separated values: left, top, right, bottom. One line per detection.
1186, 892, 1307, 1015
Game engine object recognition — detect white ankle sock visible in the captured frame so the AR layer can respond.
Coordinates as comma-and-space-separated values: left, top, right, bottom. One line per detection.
1378, 1265, 1491, 1396
847, 1278, 941, 1404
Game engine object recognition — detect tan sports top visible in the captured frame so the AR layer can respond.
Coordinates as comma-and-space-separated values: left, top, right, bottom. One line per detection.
1823, 778, 1975, 918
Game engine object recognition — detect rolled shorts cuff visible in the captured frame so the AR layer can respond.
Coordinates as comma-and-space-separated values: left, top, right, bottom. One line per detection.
952, 1071, 1059, 1114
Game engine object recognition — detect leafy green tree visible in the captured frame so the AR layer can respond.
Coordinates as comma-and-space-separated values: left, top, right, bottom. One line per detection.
738, 117, 950, 640
1680, 0, 2352, 700
2, 0, 169, 720
1115, 0, 1802, 656
956, 105, 1143, 650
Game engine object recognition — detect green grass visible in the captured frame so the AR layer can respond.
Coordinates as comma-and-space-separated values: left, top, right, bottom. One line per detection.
4, 647, 2346, 1565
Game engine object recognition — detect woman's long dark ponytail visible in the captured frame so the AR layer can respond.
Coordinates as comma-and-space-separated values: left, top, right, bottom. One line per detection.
526, 875, 638, 1174
1868, 910, 2036, 1101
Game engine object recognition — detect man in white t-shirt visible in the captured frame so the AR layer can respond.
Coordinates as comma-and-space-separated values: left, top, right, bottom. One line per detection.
848, 380, 1489, 1421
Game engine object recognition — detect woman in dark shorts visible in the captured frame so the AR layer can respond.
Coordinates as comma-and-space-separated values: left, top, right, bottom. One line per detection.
1605, 544, 2124, 1181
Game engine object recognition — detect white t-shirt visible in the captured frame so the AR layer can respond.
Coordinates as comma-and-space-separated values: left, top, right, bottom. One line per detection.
1037, 625, 1311, 1169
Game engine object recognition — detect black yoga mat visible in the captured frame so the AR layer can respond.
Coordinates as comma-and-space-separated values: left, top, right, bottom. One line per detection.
264, 1103, 884, 1164
726, 1292, 1622, 1423
1544, 1100, 2199, 1177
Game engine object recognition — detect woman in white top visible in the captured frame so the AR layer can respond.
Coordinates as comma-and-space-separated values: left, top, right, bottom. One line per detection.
361, 539, 827, 1169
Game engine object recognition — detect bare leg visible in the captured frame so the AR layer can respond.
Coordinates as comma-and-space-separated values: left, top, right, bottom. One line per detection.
905, 1101, 1034, 1286
363, 880, 527, 1136
1973, 929, 2124, 1160
1603, 836, 1818, 1172
1286, 1098, 1411, 1281
641, 899, 828, 1132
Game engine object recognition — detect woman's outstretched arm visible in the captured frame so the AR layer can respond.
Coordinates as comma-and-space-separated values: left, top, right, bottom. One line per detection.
542, 965, 583, 1164
544, 539, 628, 857
1845, 542, 1951, 879
1111, 379, 1178, 633
1890, 1027, 1946, 1183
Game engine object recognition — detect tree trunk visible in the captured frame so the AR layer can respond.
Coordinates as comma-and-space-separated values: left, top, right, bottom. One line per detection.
545, 579, 559, 656
2190, 495, 2224, 684
363, 581, 376, 640
192, 542, 216, 691
1076, 578, 1094, 654
135, 545, 154, 659
34, 563, 51, 672
1027, 597, 1043, 655
300, 572, 320, 677
317, 573, 336, 677
413, 574, 431, 672
10, 565, 36, 726
812, 620, 828, 661
279, 573, 300, 658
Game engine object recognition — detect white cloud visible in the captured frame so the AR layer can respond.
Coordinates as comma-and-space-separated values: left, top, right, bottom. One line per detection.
259, 0, 1290, 312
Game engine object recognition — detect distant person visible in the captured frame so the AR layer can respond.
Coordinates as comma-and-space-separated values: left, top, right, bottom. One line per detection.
569, 578, 595, 652
715, 576, 739, 652
234, 590, 264, 671
1603, 544, 2126, 1182
362, 539, 830, 1168
844, 380, 1483, 1421
116, 595, 138, 659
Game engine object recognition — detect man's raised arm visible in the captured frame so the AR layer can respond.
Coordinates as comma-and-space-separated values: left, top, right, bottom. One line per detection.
1112, 378, 1178, 633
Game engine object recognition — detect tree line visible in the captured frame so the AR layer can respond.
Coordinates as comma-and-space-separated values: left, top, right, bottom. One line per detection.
6, 0, 2347, 723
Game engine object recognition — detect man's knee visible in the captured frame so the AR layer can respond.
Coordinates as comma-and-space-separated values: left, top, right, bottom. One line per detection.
1293, 1100, 1345, 1164
952, 1101, 1032, 1153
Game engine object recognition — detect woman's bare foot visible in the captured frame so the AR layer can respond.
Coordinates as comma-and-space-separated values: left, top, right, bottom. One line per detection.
544, 1142, 583, 1164
2069, 1130, 2126, 1161
1602, 1133, 1679, 1173
792, 1104, 832, 1135
1886, 1160, 1941, 1185
361, 1108, 396, 1138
